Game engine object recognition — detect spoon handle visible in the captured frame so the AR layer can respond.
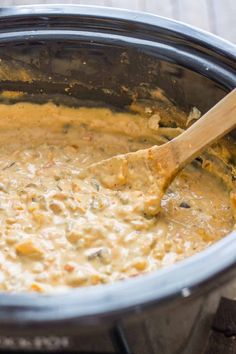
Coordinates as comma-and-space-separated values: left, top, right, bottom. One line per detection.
170, 88, 236, 170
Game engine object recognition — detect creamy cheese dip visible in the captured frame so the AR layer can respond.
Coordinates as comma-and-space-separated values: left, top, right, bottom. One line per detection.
0, 100, 234, 292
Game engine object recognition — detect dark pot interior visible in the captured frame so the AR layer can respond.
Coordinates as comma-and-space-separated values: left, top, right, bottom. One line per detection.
0, 5, 235, 114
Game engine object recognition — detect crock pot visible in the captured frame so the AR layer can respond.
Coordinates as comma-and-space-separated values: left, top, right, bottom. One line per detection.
0, 5, 235, 354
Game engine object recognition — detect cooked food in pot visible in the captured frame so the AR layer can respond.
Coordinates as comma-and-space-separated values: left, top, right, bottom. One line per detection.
0, 94, 235, 292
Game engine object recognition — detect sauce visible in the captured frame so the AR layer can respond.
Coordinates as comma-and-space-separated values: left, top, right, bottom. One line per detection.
0, 101, 234, 292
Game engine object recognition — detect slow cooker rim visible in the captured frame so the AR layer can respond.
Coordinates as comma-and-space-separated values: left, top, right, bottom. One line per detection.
0, 5, 235, 326
0, 4, 236, 59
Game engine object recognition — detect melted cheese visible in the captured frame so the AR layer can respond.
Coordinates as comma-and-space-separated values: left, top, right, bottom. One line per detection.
0, 102, 234, 293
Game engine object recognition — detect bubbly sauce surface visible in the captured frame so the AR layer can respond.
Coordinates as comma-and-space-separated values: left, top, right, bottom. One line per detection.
0, 102, 234, 293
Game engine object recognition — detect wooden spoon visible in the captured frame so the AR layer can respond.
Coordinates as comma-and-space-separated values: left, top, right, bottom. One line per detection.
79, 89, 236, 216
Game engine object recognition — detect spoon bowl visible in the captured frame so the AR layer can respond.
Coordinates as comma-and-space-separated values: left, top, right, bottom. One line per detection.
79, 88, 236, 215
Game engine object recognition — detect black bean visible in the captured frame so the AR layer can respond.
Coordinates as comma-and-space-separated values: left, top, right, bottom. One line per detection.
195, 157, 203, 165
179, 202, 191, 209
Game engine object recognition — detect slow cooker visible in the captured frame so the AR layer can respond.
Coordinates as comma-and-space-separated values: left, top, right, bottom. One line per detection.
0, 5, 235, 354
